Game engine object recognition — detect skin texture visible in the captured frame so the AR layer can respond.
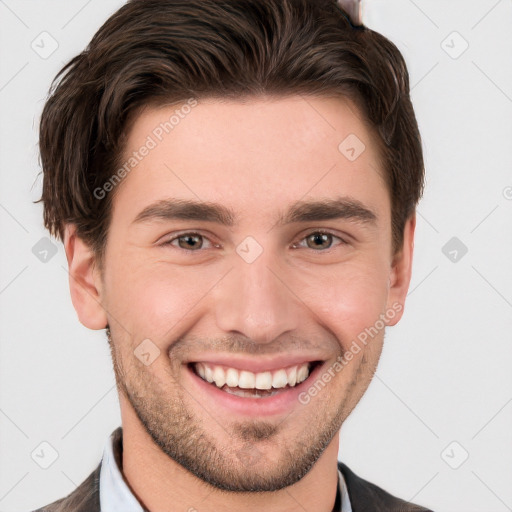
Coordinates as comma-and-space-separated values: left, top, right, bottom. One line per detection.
63, 95, 415, 512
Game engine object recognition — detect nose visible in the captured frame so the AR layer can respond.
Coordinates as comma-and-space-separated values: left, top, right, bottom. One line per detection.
213, 248, 301, 345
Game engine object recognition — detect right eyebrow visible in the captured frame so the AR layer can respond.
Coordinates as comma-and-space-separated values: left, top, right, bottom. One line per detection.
131, 198, 236, 227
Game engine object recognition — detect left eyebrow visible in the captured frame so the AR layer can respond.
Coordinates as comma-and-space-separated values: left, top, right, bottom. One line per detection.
274, 196, 378, 228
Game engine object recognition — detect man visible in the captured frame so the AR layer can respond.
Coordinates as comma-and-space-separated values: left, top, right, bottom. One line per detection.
34, 0, 433, 510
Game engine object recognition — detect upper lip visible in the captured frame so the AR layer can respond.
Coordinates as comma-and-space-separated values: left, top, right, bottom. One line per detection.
186, 354, 325, 373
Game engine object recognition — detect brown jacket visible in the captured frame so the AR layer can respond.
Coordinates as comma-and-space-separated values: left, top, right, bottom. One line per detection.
33, 428, 433, 512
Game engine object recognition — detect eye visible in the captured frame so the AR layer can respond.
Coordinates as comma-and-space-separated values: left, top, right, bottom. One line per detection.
292, 230, 348, 251
160, 230, 347, 253
161, 232, 217, 251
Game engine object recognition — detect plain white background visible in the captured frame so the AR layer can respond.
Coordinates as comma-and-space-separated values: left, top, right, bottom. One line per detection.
0, 1, 511, 511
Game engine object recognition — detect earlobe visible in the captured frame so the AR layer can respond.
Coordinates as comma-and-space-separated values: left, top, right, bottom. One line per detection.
63, 224, 108, 330
386, 214, 416, 326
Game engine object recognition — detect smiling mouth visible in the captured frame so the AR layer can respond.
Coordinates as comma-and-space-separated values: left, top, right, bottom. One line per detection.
189, 360, 323, 398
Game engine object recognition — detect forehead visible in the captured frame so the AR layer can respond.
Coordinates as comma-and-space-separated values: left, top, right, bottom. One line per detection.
112, 95, 389, 225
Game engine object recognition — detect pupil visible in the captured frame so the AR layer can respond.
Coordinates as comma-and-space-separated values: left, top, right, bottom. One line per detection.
180, 235, 202, 249
309, 233, 331, 249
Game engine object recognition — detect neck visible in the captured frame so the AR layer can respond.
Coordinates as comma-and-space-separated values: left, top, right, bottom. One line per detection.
120, 400, 340, 512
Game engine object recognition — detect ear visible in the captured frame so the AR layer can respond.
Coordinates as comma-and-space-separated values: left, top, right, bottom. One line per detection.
63, 224, 108, 330
385, 214, 416, 326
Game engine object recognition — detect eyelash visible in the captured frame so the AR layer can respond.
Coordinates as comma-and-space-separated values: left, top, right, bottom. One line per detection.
160, 230, 348, 252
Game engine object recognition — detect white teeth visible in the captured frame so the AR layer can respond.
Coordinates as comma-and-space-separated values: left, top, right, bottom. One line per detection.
204, 365, 214, 383
238, 370, 255, 389
196, 363, 206, 379
213, 366, 226, 387
255, 371, 272, 390
287, 366, 297, 387
297, 364, 309, 384
272, 369, 288, 389
225, 367, 239, 387
193, 361, 314, 390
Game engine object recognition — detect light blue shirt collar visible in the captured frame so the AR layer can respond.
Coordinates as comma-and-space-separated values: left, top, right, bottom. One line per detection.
99, 429, 352, 511
99, 429, 143, 512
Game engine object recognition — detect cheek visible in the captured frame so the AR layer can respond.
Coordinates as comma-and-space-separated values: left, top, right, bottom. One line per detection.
104, 259, 219, 337
300, 262, 390, 348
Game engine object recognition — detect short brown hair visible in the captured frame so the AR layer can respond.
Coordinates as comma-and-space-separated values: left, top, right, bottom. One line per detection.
38, 0, 424, 265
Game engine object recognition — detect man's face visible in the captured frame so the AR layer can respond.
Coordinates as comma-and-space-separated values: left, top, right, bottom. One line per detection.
73, 95, 413, 492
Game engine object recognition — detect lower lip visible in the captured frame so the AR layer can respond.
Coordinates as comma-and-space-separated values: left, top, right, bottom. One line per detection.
184, 361, 325, 417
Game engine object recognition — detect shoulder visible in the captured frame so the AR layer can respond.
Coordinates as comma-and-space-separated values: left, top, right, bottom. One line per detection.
338, 461, 435, 512
31, 463, 101, 512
